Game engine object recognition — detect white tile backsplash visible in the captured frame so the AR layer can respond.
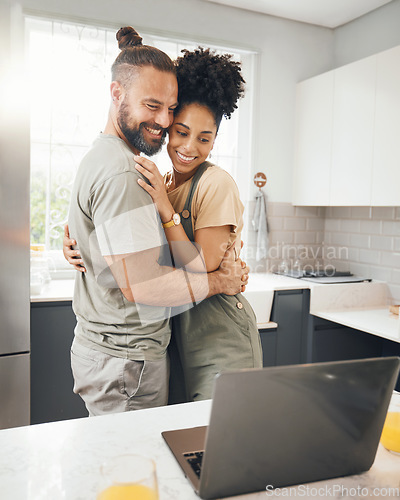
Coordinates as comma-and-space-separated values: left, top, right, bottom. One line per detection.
294, 206, 320, 218
330, 207, 352, 219
350, 233, 370, 248
306, 217, 325, 231
346, 248, 359, 261
267, 216, 283, 231
324, 207, 400, 303
340, 219, 361, 233
245, 201, 400, 303
370, 235, 393, 251
283, 217, 306, 231
350, 207, 372, 219
359, 249, 380, 265
269, 230, 294, 244
325, 219, 341, 231
380, 252, 400, 268
330, 232, 351, 246
294, 231, 316, 244
369, 266, 392, 282
316, 232, 325, 244
372, 207, 395, 220
270, 203, 296, 217
388, 285, 400, 304
392, 269, 400, 285
360, 220, 383, 235
383, 221, 400, 235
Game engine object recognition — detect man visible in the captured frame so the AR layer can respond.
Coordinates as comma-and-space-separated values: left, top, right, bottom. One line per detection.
67, 27, 248, 416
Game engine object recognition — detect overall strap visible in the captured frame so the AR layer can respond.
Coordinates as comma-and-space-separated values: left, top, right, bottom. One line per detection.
180, 162, 211, 242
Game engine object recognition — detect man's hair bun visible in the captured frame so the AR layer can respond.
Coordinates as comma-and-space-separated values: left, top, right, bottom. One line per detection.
111, 26, 175, 90
116, 26, 143, 50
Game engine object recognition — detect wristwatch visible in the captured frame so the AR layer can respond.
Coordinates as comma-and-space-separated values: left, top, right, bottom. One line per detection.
162, 213, 181, 228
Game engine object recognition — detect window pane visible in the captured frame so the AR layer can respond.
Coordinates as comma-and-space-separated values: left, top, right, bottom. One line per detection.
27, 18, 119, 250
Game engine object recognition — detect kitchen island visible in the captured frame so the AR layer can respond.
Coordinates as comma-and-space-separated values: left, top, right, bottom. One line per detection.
0, 399, 399, 500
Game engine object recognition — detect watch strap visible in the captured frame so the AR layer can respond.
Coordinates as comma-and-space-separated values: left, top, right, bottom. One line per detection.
162, 218, 176, 228
162, 213, 180, 228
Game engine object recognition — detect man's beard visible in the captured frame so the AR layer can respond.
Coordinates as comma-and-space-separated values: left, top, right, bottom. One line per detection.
117, 101, 167, 156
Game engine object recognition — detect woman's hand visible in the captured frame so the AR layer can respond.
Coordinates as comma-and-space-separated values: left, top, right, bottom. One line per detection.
63, 224, 86, 273
134, 155, 175, 223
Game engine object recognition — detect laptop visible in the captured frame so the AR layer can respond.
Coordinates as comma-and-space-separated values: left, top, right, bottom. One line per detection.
162, 357, 400, 499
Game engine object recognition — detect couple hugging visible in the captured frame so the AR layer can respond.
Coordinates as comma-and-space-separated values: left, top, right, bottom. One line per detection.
64, 26, 262, 416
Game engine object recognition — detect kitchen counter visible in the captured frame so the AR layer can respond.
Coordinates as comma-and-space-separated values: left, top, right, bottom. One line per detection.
30, 277, 280, 329
308, 280, 400, 343
313, 308, 399, 343
246, 274, 399, 342
247, 274, 400, 343
30, 272, 309, 303
1, 399, 399, 499
30, 278, 75, 303
30, 274, 400, 341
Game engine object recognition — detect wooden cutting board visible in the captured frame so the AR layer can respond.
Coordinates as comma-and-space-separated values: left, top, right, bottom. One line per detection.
389, 305, 399, 315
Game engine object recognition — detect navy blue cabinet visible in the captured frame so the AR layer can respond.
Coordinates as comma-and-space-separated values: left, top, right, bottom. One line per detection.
258, 327, 277, 367
259, 289, 399, 391
259, 289, 309, 367
307, 315, 383, 363
30, 301, 88, 424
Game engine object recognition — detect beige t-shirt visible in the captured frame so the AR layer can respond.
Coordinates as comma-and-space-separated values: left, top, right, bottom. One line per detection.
166, 164, 244, 255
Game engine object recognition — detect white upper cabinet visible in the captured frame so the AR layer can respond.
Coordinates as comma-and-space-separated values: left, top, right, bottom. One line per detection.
293, 45, 400, 206
330, 56, 376, 206
372, 45, 400, 206
293, 71, 334, 206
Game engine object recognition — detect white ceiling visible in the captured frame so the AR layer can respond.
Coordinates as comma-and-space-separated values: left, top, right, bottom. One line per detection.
202, 0, 393, 28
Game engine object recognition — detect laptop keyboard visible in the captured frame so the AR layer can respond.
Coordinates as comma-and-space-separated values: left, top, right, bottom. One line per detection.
184, 451, 204, 478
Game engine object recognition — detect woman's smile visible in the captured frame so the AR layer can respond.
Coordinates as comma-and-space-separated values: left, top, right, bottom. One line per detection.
175, 150, 197, 164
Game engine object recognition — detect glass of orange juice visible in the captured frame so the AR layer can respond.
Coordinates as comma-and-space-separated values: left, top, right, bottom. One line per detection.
381, 391, 400, 455
97, 454, 159, 500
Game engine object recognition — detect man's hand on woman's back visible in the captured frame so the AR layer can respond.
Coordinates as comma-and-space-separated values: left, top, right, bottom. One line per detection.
63, 224, 86, 273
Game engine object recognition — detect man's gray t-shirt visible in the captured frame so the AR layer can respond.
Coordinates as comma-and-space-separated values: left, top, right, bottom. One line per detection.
69, 134, 171, 361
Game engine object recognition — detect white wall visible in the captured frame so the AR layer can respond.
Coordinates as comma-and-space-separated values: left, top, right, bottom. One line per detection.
1, 0, 333, 203
334, 0, 400, 67
2, 0, 400, 204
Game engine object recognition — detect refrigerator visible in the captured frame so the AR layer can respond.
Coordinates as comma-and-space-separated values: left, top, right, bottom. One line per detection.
0, 2, 31, 429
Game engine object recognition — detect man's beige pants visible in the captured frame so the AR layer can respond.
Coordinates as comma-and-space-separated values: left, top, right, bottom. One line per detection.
70, 339, 169, 416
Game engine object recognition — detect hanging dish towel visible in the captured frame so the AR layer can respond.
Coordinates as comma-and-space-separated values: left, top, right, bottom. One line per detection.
252, 190, 269, 261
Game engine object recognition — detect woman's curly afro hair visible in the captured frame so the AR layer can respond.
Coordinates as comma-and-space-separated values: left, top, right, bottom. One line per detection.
175, 47, 245, 125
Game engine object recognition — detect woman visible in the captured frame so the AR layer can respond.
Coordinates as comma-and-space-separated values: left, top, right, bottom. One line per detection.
133, 45, 263, 402
64, 44, 262, 402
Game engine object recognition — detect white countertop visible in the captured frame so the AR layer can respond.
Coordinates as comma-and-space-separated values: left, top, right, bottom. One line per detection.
314, 308, 400, 343
244, 272, 310, 291
0, 400, 399, 500
30, 273, 309, 303
30, 276, 280, 329
246, 274, 400, 341
30, 274, 400, 342
30, 278, 75, 302
308, 280, 400, 343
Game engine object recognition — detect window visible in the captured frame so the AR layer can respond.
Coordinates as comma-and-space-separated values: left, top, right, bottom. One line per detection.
26, 17, 256, 270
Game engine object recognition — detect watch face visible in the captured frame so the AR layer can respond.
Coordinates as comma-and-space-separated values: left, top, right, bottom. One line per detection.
173, 213, 181, 225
